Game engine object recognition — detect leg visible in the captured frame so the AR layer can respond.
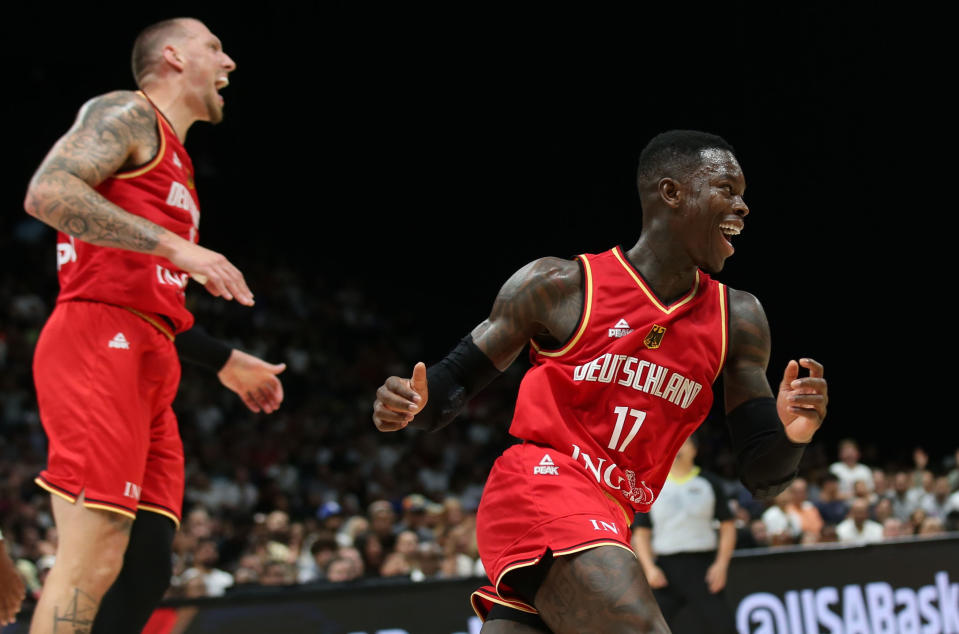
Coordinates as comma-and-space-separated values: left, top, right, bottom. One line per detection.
29, 493, 132, 634
91, 512, 175, 633
533, 545, 670, 634
481, 604, 552, 633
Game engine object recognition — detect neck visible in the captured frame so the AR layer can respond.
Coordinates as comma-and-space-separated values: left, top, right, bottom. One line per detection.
140, 84, 198, 143
670, 462, 695, 478
625, 232, 698, 304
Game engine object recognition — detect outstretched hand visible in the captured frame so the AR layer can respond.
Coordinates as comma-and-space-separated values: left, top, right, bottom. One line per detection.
170, 240, 255, 306
372, 362, 428, 432
217, 349, 286, 413
776, 358, 827, 443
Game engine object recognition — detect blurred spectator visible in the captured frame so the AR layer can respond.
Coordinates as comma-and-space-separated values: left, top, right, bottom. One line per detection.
397, 494, 435, 543
325, 555, 361, 583
760, 490, 801, 546
907, 508, 929, 536
336, 514, 371, 549
812, 472, 849, 526
918, 475, 954, 521
409, 541, 444, 582
882, 517, 908, 540
297, 531, 338, 583
917, 516, 945, 537
783, 477, 824, 544
829, 439, 874, 500
871, 497, 894, 526
871, 469, 891, 501
180, 538, 234, 597
317, 501, 346, 533
835, 498, 884, 544
367, 499, 398, 546
887, 471, 919, 522
946, 448, 959, 492
260, 560, 296, 586
910, 447, 932, 489
352, 531, 386, 579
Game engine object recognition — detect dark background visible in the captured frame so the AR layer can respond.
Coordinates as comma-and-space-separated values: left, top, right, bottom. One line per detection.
2, 4, 949, 463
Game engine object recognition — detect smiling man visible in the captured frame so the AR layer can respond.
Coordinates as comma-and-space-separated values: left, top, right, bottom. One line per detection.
23, 18, 286, 634
373, 129, 829, 633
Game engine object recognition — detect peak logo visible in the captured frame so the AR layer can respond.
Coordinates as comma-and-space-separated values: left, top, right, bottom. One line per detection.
609, 319, 633, 338
533, 454, 559, 475
736, 571, 959, 634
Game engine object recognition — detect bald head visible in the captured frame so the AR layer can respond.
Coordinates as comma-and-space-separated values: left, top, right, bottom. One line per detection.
131, 17, 200, 86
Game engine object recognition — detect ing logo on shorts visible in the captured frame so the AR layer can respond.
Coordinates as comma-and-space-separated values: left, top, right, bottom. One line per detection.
533, 454, 559, 475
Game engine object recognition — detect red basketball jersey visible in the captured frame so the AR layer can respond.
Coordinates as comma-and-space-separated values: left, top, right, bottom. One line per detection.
508, 245, 728, 515
54, 92, 200, 333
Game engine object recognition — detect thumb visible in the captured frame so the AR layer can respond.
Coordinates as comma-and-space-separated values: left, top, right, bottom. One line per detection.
780, 359, 799, 390
271, 362, 287, 375
410, 362, 428, 399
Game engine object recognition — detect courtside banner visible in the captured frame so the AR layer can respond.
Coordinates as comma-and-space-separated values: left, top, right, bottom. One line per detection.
5, 534, 958, 633
726, 533, 959, 634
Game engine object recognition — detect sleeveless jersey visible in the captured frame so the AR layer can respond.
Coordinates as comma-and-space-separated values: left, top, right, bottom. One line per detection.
508, 245, 728, 515
54, 92, 200, 333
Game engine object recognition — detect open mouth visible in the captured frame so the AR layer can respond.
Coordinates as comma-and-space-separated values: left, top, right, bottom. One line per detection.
718, 221, 742, 253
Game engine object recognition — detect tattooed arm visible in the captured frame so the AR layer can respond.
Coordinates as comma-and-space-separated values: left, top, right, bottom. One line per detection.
722, 288, 828, 496
372, 256, 583, 432
23, 90, 253, 305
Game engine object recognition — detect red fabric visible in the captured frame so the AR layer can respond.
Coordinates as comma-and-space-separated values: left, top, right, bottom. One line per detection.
55, 92, 200, 334
507, 245, 728, 515
142, 607, 179, 634
34, 301, 184, 524
475, 442, 635, 597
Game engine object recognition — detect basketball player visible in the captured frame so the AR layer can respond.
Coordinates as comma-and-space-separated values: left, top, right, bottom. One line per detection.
372, 129, 828, 632
23, 18, 285, 633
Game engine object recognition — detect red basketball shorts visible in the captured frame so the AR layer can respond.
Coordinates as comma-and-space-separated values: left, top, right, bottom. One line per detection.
471, 441, 637, 621
33, 300, 184, 526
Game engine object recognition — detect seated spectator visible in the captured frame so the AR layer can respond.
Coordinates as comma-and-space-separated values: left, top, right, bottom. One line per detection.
813, 473, 849, 526
882, 517, 908, 540
835, 498, 884, 544
871, 497, 894, 526
784, 477, 824, 544
298, 531, 338, 583
760, 489, 801, 546
180, 537, 234, 597
829, 439, 874, 500
918, 475, 954, 521
917, 516, 945, 538
887, 471, 919, 522
260, 560, 297, 586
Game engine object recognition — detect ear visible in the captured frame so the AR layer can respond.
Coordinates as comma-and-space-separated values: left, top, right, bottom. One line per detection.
658, 177, 682, 209
162, 45, 185, 71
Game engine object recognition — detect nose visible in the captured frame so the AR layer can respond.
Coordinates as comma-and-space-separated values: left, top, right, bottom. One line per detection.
222, 52, 237, 72
734, 196, 749, 218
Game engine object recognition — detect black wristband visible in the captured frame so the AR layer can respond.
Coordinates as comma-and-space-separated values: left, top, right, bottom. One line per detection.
410, 335, 503, 432
174, 326, 233, 372
726, 397, 807, 499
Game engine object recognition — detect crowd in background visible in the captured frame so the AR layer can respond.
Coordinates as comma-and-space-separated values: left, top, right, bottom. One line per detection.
1, 222, 958, 606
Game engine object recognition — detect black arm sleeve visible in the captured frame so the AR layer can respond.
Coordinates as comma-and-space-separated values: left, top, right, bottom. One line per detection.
409, 334, 503, 433
174, 325, 233, 372
726, 397, 807, 499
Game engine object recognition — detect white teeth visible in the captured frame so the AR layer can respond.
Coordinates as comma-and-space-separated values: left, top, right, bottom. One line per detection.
719, 223, 741, 236
215, 78, 229, 89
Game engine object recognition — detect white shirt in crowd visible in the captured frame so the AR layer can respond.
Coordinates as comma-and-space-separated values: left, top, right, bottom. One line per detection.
835, 518, 884, 544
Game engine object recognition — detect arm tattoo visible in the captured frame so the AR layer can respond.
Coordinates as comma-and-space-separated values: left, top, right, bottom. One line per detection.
26, 91, 165, 253
53, 587, 97, 633
475, 258, 582, 368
